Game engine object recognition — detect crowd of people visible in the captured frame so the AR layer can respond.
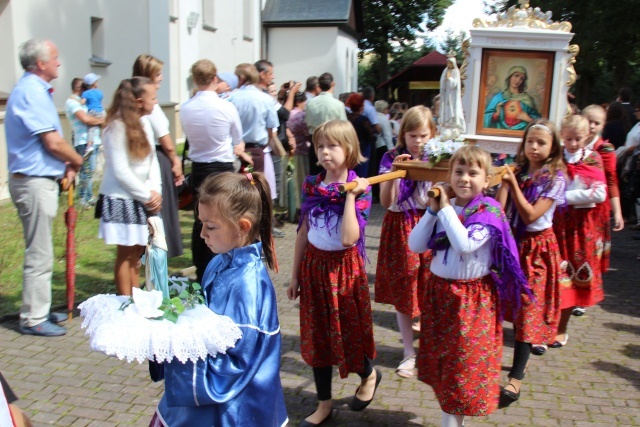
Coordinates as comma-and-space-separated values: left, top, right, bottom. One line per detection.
4, 37, 640, 427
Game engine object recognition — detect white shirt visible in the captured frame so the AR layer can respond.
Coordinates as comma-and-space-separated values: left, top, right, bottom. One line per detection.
409, 202, 492, 280
144, 104, 170, 142
563, 148, 607, 208
307, 183, 355, 251
180, 91, 243, 163
99, 119, 161, 202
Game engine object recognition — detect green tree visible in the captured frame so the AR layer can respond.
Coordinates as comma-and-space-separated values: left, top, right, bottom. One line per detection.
494, 0, 640, 105
439, 28, 468, 64
359, 0, 453, 84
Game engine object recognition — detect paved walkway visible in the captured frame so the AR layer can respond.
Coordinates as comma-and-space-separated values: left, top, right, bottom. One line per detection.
1, 203, 640, 426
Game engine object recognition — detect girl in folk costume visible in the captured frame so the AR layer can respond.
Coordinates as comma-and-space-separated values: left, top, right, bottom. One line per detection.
582, 105, 624, 263
408, 146, 529, 427
552, 115, 608, 348
149, 172, 287, 427
495, 119, 567, 403
375, 106, 435, 379
287, 120, 379, 426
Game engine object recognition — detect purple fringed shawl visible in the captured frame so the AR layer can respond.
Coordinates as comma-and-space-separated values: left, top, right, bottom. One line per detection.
427, 194, 531, 316
379, 147, 430, 219
298, 170, 372, 261
508, 167, 566, 240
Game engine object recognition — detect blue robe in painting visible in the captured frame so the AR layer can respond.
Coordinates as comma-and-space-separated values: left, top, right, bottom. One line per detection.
152, 242, 288, 427
483, 91, 541, 130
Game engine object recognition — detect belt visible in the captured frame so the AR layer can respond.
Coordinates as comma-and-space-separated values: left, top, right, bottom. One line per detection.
244, 142, 265, 149
12, 173, 59, 181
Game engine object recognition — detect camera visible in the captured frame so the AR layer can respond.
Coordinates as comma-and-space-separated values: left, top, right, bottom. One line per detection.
283, 81, 297, 90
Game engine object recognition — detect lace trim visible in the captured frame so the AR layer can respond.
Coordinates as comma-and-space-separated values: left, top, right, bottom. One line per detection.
79, 294, 242, 363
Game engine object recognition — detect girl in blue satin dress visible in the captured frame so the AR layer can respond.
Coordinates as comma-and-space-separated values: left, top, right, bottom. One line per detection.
149, 172, 287, 427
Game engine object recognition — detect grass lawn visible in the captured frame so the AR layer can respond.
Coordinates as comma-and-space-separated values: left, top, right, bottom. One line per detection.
0, 195, 196, 317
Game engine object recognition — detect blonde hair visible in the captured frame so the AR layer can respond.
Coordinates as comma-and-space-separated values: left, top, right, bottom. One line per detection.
191, 59, 217, 87
312, 120, 366, 170
581, 104, 606, 118
449, 145, 492, 176
235, 63, 259, 86
132, 54, 164, 80
198, 172, 278, 271
560, 114, 589, 133
397, 106, 436, 149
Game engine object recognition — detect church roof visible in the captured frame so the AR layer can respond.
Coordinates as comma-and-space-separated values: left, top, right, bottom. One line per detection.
263, 0, 363, 34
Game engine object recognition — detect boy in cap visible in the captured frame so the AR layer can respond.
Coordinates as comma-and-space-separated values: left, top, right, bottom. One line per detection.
82, 72, 104, 156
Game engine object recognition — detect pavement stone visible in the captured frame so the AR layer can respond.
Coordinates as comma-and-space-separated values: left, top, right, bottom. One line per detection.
1, 203, 640, 426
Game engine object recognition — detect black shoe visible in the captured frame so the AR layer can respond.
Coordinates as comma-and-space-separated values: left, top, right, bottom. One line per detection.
349, 368, 382, 411
531, 344, 547, 356
548, 333, 569, 348
498, 384, 521, 408
299, 409, 333, 426
572, 307, 586, 316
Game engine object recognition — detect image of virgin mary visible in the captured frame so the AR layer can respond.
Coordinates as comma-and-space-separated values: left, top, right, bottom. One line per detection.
483, 65, 541, 130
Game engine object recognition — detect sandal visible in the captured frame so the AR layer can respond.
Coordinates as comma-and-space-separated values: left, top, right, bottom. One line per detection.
412, 320, 421, 332
396, 355, 416, 378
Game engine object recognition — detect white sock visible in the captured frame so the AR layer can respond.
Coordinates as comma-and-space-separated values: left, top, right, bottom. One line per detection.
441, 411, 464, 427
396, 311, 415, 359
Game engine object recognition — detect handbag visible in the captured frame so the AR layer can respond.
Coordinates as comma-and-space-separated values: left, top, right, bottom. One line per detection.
177, 140, 195, 210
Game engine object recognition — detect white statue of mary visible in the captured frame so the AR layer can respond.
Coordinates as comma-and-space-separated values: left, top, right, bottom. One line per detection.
439, 57, 466, 135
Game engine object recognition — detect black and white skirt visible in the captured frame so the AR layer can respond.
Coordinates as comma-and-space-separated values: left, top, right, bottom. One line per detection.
96, 195, 156, 246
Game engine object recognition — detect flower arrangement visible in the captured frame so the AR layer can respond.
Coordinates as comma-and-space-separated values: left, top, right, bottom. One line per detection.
420, 133, 467, 167
119, 282, 205, 323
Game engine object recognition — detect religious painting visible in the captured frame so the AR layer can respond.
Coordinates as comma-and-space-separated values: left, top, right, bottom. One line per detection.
476, 49, 555, 137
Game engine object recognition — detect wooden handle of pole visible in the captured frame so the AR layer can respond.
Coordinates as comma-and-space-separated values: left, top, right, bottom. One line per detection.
338, 170, 407, 192
426, 165, 516, 198
427, 187, 442, 198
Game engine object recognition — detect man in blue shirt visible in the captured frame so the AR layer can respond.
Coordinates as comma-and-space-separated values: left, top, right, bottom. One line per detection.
5, 39, 83, 336
231, 64, 278, 173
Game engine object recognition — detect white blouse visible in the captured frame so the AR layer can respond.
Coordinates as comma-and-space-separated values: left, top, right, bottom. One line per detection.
563, 149, 607, 208
307, 182, 355, 252
408, 201, 492, 280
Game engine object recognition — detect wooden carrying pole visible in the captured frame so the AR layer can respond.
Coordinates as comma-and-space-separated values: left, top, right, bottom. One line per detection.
427, 165, 515, 198
338, 160, 450, 192
338, 161, 515, 196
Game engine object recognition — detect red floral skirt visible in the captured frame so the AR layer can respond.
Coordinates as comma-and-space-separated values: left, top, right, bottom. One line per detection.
300, 244, 376, 378
417, 275, 502, 416
594, 201, 611, 272
553, 206, 606, 308
504, 228, 563, 344
374, 210, 431, 317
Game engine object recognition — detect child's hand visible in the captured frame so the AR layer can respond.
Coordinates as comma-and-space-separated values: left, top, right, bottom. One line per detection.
434, 182, 451, 208
287, 280, 300, 300
349, 177, 370, 196
502, 165, 517, 187
391, 154, 412, 171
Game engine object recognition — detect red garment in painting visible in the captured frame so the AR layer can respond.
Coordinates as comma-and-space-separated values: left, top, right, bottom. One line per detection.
554, 150, 607, 308
417, 275, 502, 416
375, 210, 431, 318
504, 228, 564, 344
299, 244, 376, 379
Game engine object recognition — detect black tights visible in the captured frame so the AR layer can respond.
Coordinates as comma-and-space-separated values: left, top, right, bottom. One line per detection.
312, 358, 373, 401
509, 340, 531, 380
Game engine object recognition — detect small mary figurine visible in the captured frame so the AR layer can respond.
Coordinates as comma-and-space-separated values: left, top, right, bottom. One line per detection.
439, 57, 466, 134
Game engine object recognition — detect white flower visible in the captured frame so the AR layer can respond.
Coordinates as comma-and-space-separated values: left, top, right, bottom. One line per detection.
130, 287, 165, 318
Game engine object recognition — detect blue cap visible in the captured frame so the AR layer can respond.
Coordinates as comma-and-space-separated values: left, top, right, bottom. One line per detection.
83, 73, 101, 85
217, 72, 239, 91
